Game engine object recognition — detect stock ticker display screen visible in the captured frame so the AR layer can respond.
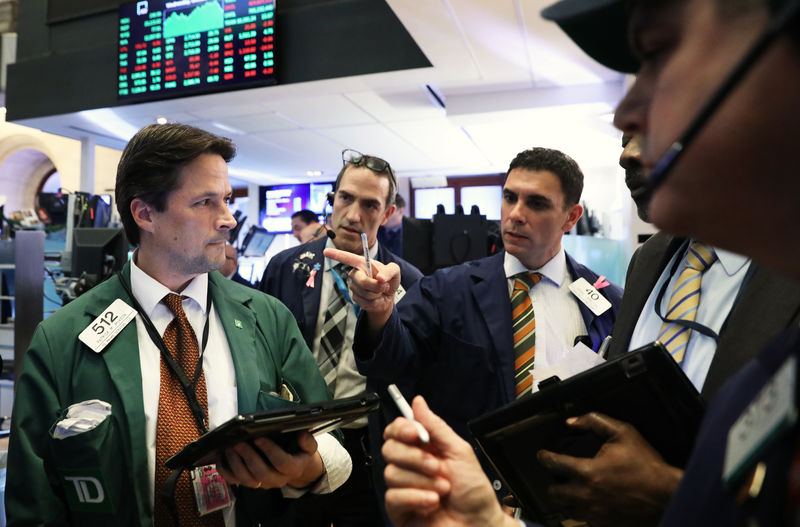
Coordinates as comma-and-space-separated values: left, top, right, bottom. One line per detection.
118, 0, 276, 102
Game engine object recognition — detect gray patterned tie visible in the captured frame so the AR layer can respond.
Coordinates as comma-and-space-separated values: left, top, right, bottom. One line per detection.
316, 264, 352, 392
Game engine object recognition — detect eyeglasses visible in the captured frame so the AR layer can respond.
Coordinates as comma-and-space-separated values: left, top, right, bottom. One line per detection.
342, 149, 393, 176
340, 149, 398, 201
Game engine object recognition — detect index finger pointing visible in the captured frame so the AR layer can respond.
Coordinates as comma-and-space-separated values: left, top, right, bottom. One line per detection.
323, 247, 366, 268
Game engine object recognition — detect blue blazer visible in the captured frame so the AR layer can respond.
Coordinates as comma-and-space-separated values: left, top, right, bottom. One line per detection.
260, 236, 423, 347
353, 250, 622, 497
260, 236, 423, 475
354, 249, 622, 446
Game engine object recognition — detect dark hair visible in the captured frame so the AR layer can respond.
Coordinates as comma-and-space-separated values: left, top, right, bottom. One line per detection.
506, 147, 584, 208
291, 209, 319, 225
334, 154, 397, 208
394, 194, 406, 209
115, 123, 236, 246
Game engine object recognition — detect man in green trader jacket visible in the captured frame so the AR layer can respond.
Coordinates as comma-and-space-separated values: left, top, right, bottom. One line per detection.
6, 123, 351, 526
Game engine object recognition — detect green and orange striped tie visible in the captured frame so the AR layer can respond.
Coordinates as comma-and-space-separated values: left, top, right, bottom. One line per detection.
512, 272, 542, 397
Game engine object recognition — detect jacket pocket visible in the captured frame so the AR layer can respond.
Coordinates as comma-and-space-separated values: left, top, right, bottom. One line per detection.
49, 412, 137, 525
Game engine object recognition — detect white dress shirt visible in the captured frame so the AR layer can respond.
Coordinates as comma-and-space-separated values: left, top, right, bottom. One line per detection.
628, 242, 750, 391
504, 247, 588, 373
130, 256, 350, 524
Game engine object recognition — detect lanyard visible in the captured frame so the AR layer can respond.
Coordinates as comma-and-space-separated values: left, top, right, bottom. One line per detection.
654, 240, 720, 342
326, 257, 361, 315
117, 273, 212, 434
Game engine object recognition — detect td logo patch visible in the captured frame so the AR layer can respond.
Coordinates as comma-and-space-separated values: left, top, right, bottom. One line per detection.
59, 468, 115, 513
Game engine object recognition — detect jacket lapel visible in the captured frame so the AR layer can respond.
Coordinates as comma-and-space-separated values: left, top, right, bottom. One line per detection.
470, 253, 515, 399
564, 252, 600, 343
93, 265, 149, 508
299, 238, 326, 342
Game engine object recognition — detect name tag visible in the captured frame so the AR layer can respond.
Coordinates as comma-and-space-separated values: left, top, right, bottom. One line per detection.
722, 354, 798, 487
78, 299, 137, 354
191, 464, 233, 515
568, 278, 611, 316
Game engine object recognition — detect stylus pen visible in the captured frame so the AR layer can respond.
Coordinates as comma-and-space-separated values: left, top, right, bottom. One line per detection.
361, 232, 372, 278
387, 384, 430, 444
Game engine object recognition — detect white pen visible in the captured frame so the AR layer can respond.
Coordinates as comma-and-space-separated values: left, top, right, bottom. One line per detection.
361, 232, 372, 278
387, 384, 430, 444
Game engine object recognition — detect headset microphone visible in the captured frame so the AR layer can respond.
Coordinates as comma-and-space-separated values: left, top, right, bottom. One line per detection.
323, 191, 336, 239
647, 0, 800, 190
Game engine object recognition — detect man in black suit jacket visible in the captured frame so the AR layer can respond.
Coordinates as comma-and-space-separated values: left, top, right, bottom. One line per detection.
261, 149, 422, 526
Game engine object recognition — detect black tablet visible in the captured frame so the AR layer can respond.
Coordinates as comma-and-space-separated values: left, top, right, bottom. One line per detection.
166, 392, 380, 469
468, 342, 705, 527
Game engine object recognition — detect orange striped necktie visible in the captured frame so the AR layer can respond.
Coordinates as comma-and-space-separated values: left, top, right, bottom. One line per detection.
154, 293, 223, 527
512, 272, 542, 397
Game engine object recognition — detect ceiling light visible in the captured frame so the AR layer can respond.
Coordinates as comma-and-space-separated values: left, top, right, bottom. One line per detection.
305, 170, 322, 177
156, 116, 168, 124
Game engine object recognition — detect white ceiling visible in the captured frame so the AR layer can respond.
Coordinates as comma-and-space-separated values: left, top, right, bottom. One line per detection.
12, 0, 628, 186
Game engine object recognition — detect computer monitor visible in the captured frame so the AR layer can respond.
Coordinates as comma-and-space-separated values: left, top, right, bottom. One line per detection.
241, 226, 276, 258
71, 228, 130, 278
258, 182, 333, 233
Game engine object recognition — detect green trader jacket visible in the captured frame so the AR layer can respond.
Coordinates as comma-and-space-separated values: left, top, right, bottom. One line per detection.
7, 262, 335, 526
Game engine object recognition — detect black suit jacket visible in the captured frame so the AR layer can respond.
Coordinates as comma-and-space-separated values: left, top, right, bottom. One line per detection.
607, 232, 800, 399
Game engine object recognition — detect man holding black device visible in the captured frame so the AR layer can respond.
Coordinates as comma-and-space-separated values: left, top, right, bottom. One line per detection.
261, 149, 422, 525
6, 123, 350, 526
326, 147, 622, 503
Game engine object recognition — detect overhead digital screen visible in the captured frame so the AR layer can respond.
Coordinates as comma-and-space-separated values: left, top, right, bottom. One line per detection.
118, 0, 276, 102
258, 182, 333, 233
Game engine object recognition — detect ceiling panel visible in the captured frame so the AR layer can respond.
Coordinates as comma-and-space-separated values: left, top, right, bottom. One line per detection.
345, 88, 445, 123
450, 0, 533, 83
205, 112, 300, 134
320, 123, 430, 173
519, 0, 622, 86
265, 94, 378, 129
385, 117, 489, 174
384, 0, 481, 81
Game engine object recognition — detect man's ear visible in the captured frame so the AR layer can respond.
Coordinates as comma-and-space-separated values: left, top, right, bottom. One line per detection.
130, 198, 156, 234
562, 203, 583, 233
380, 204, 397, 227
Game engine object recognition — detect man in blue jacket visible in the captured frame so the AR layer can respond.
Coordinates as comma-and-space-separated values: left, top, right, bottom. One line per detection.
261, 149, 422, 525
327, 146, 622, 498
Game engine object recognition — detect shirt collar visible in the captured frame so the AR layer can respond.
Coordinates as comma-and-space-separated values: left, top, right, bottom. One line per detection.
130, 251, 208, 316
504, 246, 567, 286
325, 236, 378, 270
703, 243, 750, 276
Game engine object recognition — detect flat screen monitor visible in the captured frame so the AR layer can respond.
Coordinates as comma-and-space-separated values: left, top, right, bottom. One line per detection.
118, 0, 276, 102
72, 228, 130, 278
241, 226, 276, 257
258, 182, 333, 233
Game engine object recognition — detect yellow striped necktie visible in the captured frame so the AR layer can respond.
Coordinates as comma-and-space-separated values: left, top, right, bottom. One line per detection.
658, 242, 717, 365
512, 272, 542, 397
